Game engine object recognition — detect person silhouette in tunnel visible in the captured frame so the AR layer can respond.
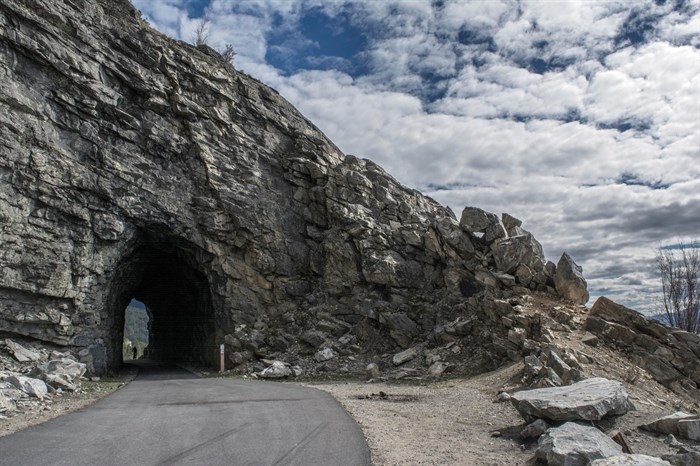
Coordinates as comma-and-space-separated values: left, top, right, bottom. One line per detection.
132, 346, 138, 360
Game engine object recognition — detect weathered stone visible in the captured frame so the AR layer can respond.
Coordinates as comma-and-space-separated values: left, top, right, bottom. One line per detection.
492, 234, 546, 275
459, 207, 499, 233
678, 419, 700, 441
554, 253, 589, 304
315, 348, 337, 362
4, 375, 48, 400
392, 347, 418, 366
31, 358, 86, 391
641, 412, 700, 442
663, 452, 700, 466
428, 361, 447, 377
0, 390, 15, 412
4, 339, 42, 362
520, 419, 549, 439
502, 213, 522, 236
260, 361, 292, 378
510, 377, 632, 423
583, 332, 599, 347
591, 455, 672, 465
366, 363, 380, 379
537, 422, 623, 466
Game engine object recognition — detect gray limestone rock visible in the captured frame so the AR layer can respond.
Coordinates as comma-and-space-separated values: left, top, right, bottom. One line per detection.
520, 419, 549, 439
492, 234, 546, 275
536, 422, 623, 466
315, 348, 337, 362
365, 363, 380, 379
641, 412, 700, 441
259, 361, 292, 378
591, 454, 672, 465
4, 375, 48, 400
392, 347, 418, 366
510, 377, 632, 423
31, 358, 86, 391
555, 253, 589, 304
0, 390, 15, 413
459, 207, 500, 234
4, 339, 42, 363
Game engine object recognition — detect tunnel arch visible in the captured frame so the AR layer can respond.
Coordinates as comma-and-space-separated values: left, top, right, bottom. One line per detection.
103, 232, 222, 372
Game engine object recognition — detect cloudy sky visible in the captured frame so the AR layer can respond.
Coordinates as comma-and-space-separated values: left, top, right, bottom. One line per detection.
132, 0, 700, 314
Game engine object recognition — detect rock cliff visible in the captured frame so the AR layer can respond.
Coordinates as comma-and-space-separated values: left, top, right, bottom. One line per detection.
1, 0, 589, 375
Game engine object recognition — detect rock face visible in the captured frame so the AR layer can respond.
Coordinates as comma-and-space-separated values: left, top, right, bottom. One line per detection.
536, 422, 623, 466
586, 298, 700, 397
510, 377, 632, 423
641, 412, 700, 441
0, 0, 586, 374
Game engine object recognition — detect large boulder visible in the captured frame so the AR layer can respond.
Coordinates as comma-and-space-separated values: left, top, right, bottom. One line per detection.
510, 377, 632, 423
4, 375, 48, 400
492, 234, 546, 275
554, 253, 589, 304
4, 339, 42, 362
536, 422, 623, 466
31, 358, 86, 391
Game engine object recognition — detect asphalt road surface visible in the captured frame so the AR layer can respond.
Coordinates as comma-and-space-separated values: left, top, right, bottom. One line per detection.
0, 362, 370, 466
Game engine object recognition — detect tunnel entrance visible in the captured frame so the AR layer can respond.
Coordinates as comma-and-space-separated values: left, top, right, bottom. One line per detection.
106, 240, 218, 372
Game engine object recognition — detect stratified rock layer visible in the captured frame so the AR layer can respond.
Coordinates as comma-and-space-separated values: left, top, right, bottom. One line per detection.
0, 0, 579, 374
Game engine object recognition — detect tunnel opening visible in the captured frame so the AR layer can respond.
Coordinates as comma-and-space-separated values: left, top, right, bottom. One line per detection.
105, 239, 218, 372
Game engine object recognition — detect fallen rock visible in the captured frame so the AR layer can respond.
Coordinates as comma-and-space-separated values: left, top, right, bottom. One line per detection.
554, 253, 589, 304
459, 207, 500, 234
366, 363, 380, 379
590, 454, 672, 465
582, 332, 599, 347
5, 375, 48, 400
640, 412, 700, 440
392, 347, 418, 366
259, 361, 292, 378
537, 422, 623, 466
492, 234, 546, 275
428, 361, 447, 377
678, 419, 700, 441
663, 452, 700, 466
510, 377, 632, 423
4, 339, 42, 363
314, 348, 337, 362
31, 358, 87, 391
0, 390, 15, 412
520, 419, 549, 439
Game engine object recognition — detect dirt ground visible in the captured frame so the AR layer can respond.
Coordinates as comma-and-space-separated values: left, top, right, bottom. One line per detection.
0, 367, 136, 438
309, 360, 700, 466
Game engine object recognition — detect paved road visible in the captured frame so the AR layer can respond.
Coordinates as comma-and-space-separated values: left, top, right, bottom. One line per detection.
0, 362, 370, 466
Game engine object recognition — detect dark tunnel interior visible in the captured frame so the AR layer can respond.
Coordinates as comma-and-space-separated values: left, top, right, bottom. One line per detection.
107, 242, 217, 371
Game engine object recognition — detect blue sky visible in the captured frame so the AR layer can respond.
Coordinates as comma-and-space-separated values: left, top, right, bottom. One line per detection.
133, 0, 700, 314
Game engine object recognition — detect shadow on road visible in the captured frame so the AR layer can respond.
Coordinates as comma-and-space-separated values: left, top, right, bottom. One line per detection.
125, 360, 201, 381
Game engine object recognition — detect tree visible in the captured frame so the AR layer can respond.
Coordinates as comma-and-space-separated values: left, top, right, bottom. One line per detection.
656, 243, 700, 333
194, 19, 210, 47
192, 18, 236, 65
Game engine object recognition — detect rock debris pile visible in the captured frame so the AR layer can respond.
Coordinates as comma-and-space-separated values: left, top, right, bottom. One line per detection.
1, 338, 87, 420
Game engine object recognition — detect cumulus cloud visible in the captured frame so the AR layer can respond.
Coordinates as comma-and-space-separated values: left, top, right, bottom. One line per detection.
133, 0, 700, 315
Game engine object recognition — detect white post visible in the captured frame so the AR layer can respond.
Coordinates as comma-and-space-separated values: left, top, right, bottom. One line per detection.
219, 344, 225, 373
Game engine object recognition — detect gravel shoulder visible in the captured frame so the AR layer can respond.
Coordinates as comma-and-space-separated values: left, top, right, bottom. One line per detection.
0, 367, 136, 438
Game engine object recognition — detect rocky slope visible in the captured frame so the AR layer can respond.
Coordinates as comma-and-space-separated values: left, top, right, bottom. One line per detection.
0, 0, 694, 397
